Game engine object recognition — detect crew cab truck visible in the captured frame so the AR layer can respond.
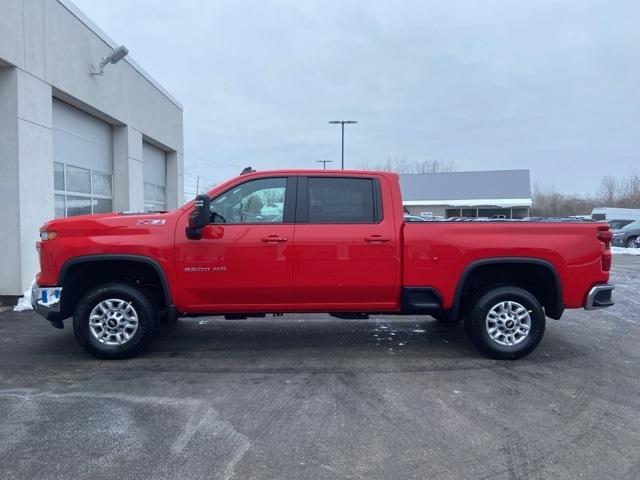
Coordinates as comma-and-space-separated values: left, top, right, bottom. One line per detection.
32, 170, 615, 360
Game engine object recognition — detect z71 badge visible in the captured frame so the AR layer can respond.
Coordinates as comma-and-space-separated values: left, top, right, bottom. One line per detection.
137, 219, 166, 225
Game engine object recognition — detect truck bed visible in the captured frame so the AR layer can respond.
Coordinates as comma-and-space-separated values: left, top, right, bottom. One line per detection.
402, 221, 610, 309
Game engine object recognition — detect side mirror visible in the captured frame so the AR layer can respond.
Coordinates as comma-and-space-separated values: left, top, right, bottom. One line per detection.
186, 194, 210, 240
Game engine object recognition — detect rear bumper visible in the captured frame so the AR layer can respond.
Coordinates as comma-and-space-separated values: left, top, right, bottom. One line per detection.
584, 284, 614, 310
31, 285, 63, 320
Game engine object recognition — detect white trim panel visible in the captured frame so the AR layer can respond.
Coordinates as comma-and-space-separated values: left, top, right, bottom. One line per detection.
403, 198, 533, 208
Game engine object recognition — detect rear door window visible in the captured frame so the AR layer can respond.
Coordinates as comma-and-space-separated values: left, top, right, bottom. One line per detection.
305, 177, 379, 223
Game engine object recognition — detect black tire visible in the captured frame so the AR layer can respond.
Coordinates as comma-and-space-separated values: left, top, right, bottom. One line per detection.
625, 237, 638, 248
464, 286, 545, 360
73, 282, 157, 359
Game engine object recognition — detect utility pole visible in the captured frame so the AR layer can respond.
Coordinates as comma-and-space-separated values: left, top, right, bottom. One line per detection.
195, 175, 200, 194
329, 120, 357, 169
316, 160, 334, 170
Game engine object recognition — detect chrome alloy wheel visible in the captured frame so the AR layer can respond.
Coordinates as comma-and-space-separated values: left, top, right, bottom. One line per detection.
485, 301, 532, 347
89, 299, 139, 346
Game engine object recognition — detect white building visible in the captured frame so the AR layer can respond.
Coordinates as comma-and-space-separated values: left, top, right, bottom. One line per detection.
0, 0, 184, 297
401, 170, 532, 219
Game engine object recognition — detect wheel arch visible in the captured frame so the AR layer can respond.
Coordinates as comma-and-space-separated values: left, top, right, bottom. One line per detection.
57, 254, 172, 318
452, 257, 564, 321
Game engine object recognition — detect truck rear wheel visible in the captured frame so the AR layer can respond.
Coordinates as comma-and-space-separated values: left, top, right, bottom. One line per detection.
73, 283, 157, 359
464, 286, 545, 360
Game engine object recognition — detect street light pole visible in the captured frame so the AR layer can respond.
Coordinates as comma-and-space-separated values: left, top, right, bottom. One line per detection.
329, 120, 357, 169
341, 123, 344, 169
316, 160, 334, 170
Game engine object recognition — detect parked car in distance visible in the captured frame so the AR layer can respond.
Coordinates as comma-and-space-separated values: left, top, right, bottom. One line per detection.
445, 216, 475, 222
612, 220, 640, 248
32, 169, 614, 361
608, 219, 635, 230
561, 217, 586, 222
404, 215, 427, 222
517, 217, 576, 223
592, 207, 640, 223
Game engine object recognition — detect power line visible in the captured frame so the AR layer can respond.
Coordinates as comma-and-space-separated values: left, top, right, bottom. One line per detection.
183, 154, 241, 169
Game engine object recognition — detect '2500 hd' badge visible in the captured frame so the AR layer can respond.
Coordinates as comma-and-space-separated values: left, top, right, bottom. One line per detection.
184, 266, 227, 272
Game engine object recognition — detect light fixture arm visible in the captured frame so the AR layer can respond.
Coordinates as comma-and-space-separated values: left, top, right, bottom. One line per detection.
90, 58, 108, 76
89, 45, 129, 76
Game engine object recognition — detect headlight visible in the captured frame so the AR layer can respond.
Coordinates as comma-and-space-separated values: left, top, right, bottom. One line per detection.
39, 231, 58, 241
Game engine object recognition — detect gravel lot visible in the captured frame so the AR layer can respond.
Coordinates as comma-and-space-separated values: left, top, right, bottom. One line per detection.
1, 256, 639, 480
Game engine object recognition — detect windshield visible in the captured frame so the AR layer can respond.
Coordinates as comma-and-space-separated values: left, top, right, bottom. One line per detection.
622, 220, 640, 230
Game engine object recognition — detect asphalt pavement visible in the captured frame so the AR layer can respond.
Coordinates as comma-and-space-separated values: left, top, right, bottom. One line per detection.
1, 256, 639, 480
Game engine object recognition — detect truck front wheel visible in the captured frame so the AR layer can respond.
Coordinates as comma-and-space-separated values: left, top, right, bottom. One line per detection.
464, 286, 545, 360
73, 283, 157, 359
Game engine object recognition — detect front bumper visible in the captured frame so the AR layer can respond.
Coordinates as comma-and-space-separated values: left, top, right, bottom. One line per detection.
31, 285, 63, 320
584, 284, 615, 310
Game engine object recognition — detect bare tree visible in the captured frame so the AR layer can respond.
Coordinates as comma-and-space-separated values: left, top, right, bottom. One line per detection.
599, 175, 617, 206
531, 184, 566, 217
413, 159, 457, 174
619, 170, 640, 208
363, 157, 457, 174
531, 169, 640, 217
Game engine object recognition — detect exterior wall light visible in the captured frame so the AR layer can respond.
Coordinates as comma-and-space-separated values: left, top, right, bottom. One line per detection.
90, 45, 129, 76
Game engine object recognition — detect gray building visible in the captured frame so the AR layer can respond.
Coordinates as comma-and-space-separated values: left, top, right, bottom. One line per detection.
400, 170, 531, 219
0, 0, 184, 296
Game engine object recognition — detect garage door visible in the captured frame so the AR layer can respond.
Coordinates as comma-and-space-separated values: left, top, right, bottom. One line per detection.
143, 141, 167, 211
52, 99, 113, 217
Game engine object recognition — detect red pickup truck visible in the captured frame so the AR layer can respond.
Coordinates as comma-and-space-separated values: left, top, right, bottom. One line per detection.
32, 169, 614, 360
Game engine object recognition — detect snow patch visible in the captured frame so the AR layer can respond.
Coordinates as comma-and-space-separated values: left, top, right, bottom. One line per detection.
13, 281, 34, 312
612, 246, 640, 256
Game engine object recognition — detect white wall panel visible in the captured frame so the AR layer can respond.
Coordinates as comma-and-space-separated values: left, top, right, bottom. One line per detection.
143, 141, 166, 186
52, 98, 112, 173
0, 0, 183, 295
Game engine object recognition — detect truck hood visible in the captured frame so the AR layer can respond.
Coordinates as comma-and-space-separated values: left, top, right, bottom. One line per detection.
40, 211, 176, 237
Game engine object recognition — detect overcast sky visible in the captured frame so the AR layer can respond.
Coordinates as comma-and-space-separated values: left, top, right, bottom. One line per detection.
73, 0, 639, 196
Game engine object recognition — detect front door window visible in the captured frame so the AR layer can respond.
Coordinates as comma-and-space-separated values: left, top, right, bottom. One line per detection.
210, 177, 287, 224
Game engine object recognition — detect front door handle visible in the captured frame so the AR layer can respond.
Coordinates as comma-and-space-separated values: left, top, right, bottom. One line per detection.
364, 235, 391, 243
261, 235, 288, 243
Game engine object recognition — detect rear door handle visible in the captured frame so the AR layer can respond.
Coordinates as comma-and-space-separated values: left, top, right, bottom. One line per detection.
364, 235, 391, 243
261, 235, 288, 243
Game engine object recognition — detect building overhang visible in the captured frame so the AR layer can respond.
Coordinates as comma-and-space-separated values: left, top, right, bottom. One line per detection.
403, 198, 533, 208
